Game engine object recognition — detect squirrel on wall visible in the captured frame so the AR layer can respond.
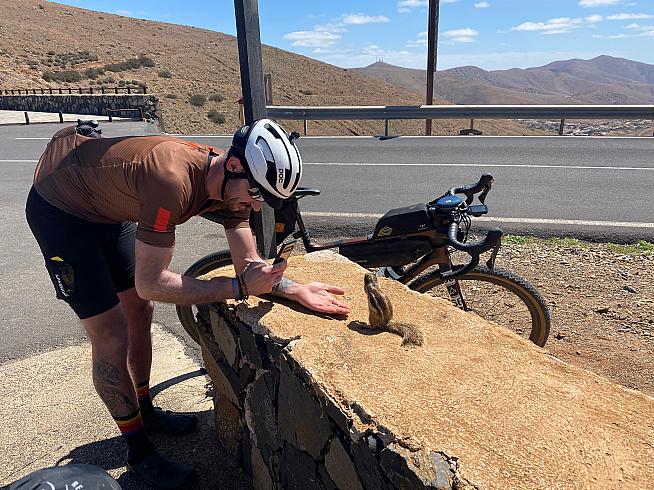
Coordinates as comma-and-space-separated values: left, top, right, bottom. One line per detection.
363, 273, 424, 347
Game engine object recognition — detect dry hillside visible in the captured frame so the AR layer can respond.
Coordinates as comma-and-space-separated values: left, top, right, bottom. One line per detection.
0, 0, 547, 136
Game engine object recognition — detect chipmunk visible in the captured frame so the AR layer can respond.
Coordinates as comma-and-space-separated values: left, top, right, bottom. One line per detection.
363, 273, 424, 347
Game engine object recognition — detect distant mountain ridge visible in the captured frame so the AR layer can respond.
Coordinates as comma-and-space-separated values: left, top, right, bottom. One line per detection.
354, 56, 654, 105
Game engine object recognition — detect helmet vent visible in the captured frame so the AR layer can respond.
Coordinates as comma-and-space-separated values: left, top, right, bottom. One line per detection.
264, 123, 283, 140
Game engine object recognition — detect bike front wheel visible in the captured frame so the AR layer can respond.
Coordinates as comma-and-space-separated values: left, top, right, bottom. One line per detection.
409, 265, 551, 346
176, 250, 233, 344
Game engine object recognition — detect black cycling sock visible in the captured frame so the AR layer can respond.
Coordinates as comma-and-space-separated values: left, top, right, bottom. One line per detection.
114, 409, 156, 464
136, 379, 154, 415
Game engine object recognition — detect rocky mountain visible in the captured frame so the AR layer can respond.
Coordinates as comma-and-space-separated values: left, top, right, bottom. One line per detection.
355, 56, 654, 105
0, 0, 543, 135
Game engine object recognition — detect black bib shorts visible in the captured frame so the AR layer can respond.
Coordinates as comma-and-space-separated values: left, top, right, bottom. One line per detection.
26, 187, 137, 319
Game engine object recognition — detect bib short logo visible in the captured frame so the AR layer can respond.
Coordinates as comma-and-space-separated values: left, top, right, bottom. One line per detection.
49, 256, 75, 299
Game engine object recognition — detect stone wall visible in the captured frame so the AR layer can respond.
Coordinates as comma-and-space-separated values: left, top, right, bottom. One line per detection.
0, 95, 163, 129
197, 253, 654, 490
199, 304, 464, 490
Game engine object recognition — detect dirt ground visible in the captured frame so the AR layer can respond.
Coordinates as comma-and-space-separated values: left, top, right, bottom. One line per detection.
488, 238, 654, 396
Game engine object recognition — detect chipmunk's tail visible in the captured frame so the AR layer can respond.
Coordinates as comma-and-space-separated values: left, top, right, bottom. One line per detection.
385, 322, 424, 347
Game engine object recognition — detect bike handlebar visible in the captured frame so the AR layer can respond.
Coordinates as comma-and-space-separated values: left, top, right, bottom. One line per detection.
439, 223, 503, 280
447, 173, 494, 205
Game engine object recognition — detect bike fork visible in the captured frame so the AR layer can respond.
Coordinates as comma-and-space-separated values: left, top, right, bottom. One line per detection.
439, 262, 469, 311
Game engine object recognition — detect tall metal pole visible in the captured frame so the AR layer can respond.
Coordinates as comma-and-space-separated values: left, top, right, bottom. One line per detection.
425, 0, 440, 136
234, 0, 277, 258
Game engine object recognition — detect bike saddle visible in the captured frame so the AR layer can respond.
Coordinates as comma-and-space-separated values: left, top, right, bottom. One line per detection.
291, 187, 321, 199
77, 119, 99, 128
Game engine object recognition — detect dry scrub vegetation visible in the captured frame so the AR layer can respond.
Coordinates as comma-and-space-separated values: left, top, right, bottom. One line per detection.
0, 0, 549, 136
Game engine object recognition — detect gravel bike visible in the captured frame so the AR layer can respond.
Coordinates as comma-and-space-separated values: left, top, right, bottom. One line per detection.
177, 174, 551, 347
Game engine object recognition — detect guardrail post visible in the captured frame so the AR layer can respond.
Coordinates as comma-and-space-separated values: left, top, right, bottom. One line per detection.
235, 0, 276, 259
143, 85, 147, 94
40, 88, 44, 95
59, 88, 62, 94
559, 119, 565, 136
115, 87, 118, 94
470, 118, 474, 131
59, 111, 64, 123
101, 86, 105, 94
49, 88, 53, 95
24, 112, 30, 125
127, 87, 131, 94
33, 89, 36, 95
384, 119, 389, 137
303, 119, 308, 136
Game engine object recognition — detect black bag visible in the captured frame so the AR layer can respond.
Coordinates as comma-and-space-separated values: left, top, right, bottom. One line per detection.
273, 199, 299, 243
246, 199, 299, 244
339, 238, 432, 268
372, 204, 431, 238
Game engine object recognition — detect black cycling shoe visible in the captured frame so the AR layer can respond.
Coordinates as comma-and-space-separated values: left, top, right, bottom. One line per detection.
142, 407, 198, 436
127, 451, 196, 489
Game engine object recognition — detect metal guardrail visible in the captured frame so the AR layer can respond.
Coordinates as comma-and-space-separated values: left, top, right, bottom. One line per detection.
1, 86, 147, 95
267, 104, 654, 136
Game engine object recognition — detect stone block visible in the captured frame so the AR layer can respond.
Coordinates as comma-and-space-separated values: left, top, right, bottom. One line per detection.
325, 437, 364, 490
251, 445, 274, 490
351, 436, 390, 490
280, 443, 320, 490
200, 343, 239, 406
213, 393, 242, 462
239, 320, 267, 369
245, 370, 281, 460
278, 366, 332, 459
317, 465, 337, 490
210, 309, 238, 367
380, 443, 452, 489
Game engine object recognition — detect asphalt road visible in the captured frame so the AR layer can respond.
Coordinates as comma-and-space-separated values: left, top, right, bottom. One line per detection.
1, 121, 653, 363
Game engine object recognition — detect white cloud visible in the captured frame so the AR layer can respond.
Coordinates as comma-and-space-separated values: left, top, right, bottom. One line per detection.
607, 13, 654, 20
443, 27, 479, 43
585, 14, 604, 23
579, 0, 620, 7
474, 2, 491, 8
512, 17, 584, 34
406, 31, 429, 48
283, 30, 341, 47
397, 0, 428, 13
342, 13, 390, 25
116, 9, 133, 16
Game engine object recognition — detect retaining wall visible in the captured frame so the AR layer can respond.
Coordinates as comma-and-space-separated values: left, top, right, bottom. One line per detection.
0, 95, 163, 129
198, 252, 654, 489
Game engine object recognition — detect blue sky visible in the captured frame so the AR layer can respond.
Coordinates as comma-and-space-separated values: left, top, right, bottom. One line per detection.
54, 0, 654, 70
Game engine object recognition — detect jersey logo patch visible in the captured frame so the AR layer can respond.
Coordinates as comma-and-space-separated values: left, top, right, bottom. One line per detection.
154, 207, 172, 232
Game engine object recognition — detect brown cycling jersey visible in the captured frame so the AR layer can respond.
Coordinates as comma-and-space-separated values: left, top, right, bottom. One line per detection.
33, 126, 250, 247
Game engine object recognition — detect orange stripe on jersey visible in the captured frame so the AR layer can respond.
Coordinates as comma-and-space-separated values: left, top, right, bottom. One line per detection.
154, 207, 172, 232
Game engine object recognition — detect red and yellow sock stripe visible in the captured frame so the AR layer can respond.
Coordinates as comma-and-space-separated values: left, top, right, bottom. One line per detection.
136, 380, 151, 401
114, 409, 144, 436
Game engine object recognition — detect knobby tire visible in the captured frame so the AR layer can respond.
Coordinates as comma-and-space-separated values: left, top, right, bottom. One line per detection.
409, 265, 551, 346
176, 250, 233, 344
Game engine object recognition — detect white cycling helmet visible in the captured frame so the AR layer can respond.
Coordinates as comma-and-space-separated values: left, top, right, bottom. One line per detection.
229, 118, 303, 209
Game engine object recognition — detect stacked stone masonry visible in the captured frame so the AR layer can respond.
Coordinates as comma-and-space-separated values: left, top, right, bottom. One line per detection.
199, 306, 461, 490
198, 254, 654, 490
0, 94, 162, 129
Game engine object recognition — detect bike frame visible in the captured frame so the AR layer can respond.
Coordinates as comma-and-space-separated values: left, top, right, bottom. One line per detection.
291, 200, 471, 311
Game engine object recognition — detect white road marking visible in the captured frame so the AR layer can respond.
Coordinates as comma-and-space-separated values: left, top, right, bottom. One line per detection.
303, 162, 653, 170
2, 159, 651, 172
302, 211, 654, 229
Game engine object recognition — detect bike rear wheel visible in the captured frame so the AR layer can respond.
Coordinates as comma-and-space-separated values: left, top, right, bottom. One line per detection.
409, 265, 551, 346
176, 250, 233, 344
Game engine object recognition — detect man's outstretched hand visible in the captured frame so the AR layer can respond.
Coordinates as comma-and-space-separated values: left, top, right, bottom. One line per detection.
286, 282, 351, 315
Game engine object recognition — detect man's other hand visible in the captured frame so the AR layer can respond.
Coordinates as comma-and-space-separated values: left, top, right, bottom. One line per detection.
291, 282, 351, 315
